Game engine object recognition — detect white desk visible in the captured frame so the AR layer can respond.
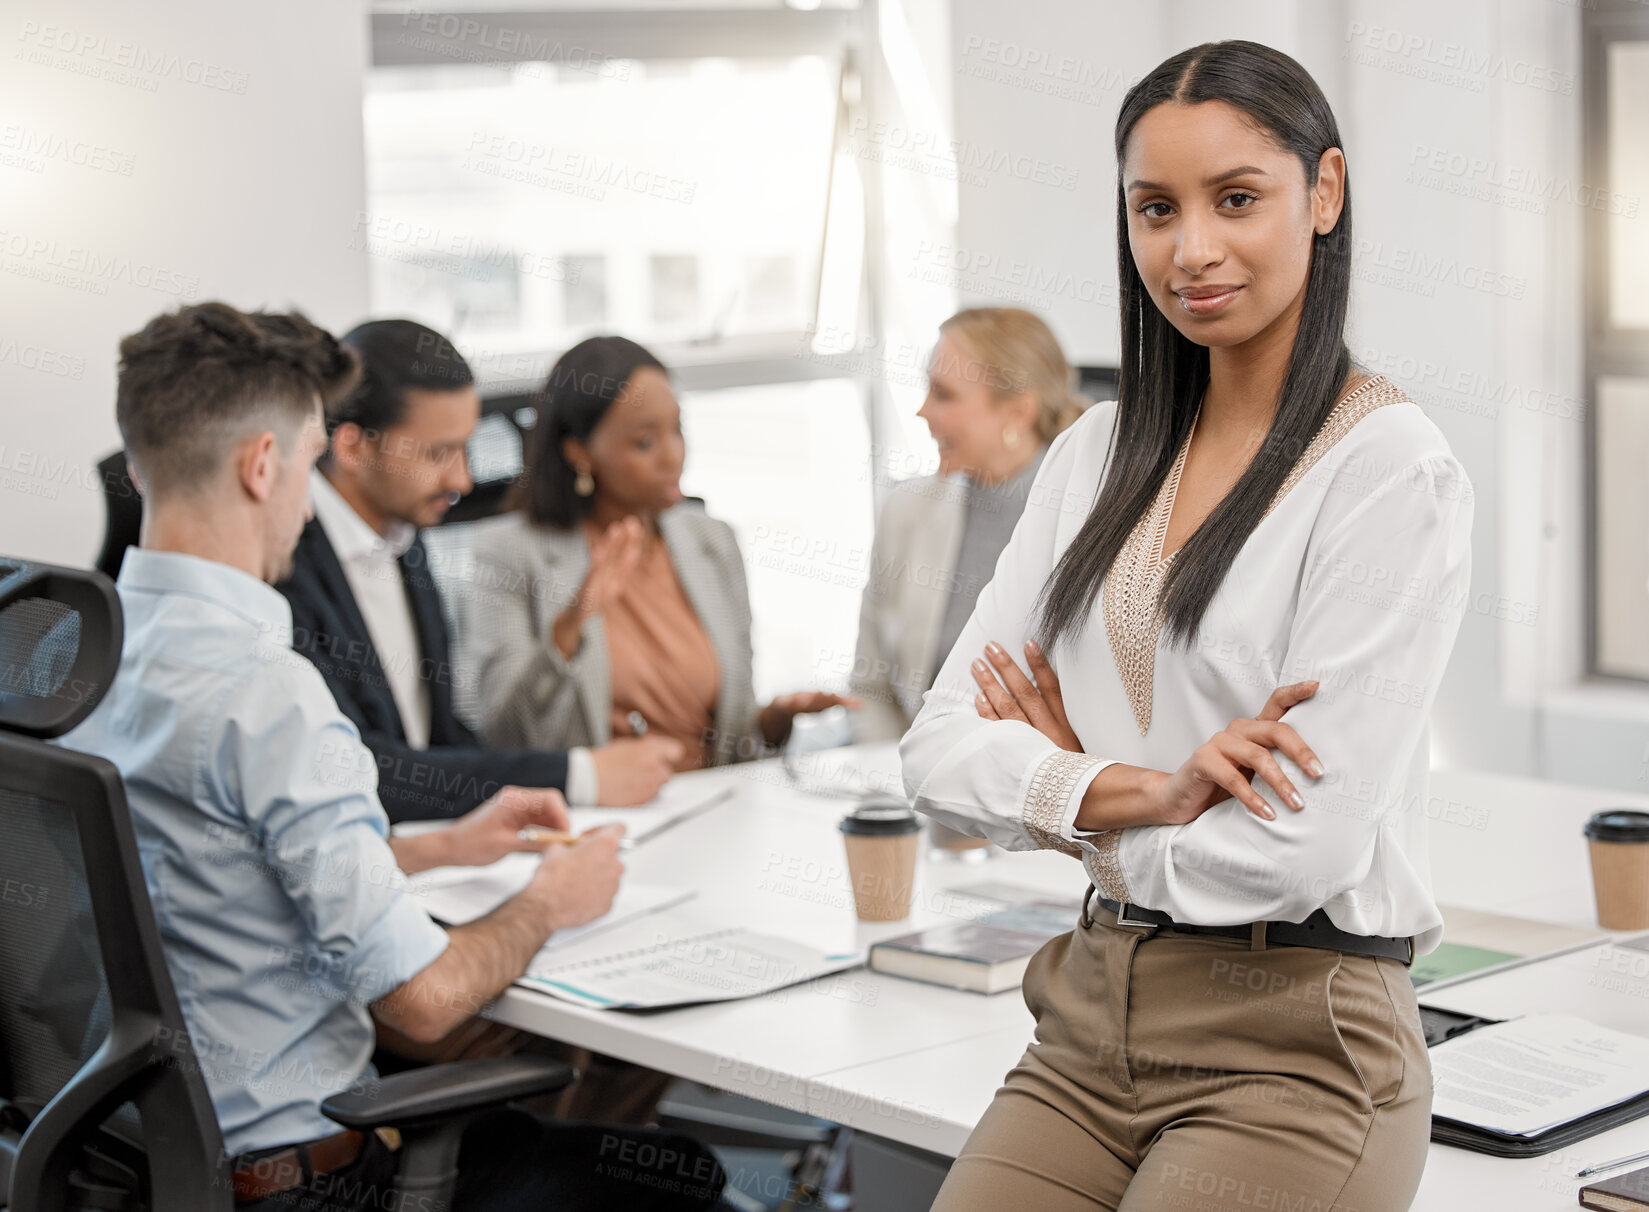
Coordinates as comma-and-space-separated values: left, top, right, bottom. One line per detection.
480, 747, 1649, 1210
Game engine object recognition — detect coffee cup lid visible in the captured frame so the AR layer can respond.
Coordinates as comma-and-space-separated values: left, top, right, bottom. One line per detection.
840, 798, 920, 837
1584, 810, 1649, 843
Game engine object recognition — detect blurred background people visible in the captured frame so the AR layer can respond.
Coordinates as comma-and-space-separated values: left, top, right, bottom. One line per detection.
851, 308, 1086, 742
278, 319, 681, 819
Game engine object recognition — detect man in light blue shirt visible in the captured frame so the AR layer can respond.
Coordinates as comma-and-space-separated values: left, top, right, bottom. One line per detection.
60, 302, 723, 1211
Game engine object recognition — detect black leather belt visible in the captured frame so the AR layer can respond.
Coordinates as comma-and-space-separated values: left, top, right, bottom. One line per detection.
1089, 890, 1413, 965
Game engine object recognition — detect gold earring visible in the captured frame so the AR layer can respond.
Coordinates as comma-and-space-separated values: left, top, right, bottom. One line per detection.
1002, 427, 1021, 451
574, 467, 595, 497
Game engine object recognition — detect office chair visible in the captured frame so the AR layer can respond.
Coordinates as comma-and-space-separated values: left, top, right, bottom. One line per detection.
0, 557, 574, 1211
92, 454, 141, 582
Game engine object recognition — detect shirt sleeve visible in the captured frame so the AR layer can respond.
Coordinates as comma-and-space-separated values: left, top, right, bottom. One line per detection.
1094, 454, 1475, 924
215, 655, 450, 1004
565, 746, 598, 806
900, 414, 1120, 856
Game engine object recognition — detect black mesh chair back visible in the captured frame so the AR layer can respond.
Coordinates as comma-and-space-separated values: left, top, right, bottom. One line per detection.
0, 558, 229, 1211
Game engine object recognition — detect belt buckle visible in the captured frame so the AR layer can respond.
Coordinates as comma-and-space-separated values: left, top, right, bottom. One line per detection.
1114, 902, 1157, 930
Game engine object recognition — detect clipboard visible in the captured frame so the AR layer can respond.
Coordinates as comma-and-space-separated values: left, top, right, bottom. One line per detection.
1420, 1005, 1649, 1158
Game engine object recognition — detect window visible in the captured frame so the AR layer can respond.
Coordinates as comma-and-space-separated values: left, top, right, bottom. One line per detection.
1586, 6, 1649, 679
364, 4, 943, 704
362, 51, 841, 366
561, 254, 608, 327
678, 378, 874, 700
649, 254, 701, 330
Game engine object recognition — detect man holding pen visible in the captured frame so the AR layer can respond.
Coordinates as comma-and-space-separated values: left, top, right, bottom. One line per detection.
61, 302, 724, 1211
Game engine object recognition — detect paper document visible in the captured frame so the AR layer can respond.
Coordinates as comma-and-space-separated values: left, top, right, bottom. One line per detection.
1430, 1014, 1649, 1137
408, 851, 540, 925
521, 927, 863, 1011
390, 779, 734, 850
408, 854, 692, 950
531, 884, 696, 960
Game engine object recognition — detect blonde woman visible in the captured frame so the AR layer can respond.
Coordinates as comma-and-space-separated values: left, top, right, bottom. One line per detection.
850, 308, 1086, 741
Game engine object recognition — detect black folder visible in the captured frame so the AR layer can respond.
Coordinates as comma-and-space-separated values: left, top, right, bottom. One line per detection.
1420, 1006, 1649, 1158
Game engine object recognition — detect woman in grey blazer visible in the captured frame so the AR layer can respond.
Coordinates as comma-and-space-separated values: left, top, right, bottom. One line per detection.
852, 308, 1086, 742
469, 336, 853, 770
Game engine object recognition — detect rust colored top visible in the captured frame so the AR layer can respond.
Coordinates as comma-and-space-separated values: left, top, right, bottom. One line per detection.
599, 527, 721, 772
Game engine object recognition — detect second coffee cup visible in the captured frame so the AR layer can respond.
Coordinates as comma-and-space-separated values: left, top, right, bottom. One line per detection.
1585, 809, 1649, 930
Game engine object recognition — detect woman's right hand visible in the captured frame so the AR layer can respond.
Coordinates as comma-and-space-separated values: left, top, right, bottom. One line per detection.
551, 516, 647, 657
1151, 681, 1325, 826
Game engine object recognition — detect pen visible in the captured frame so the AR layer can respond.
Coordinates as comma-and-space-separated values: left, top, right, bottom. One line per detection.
1577, 1148, 1649, 1179
517, 825, 635, 852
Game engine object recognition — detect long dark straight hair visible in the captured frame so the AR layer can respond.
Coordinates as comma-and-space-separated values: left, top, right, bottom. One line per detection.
1034, 40, 1354, 655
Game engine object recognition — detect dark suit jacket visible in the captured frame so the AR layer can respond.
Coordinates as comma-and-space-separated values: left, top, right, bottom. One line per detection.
277, 519, 569, 822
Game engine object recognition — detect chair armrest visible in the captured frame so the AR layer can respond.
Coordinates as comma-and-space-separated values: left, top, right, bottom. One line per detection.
321, 1055, 575, 1131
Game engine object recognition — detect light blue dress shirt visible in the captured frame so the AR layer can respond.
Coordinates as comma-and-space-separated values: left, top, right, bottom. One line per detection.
59, 549, 450, 1157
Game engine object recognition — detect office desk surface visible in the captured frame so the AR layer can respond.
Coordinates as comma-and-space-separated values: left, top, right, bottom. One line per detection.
478, 746, 1649, 1210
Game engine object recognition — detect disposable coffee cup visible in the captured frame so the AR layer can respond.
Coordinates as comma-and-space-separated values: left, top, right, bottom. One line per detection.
839, 799, 922, 922
1584, 810, 1649, 930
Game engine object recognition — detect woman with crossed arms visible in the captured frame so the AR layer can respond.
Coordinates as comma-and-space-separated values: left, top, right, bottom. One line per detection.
903, 41, 1473, 1211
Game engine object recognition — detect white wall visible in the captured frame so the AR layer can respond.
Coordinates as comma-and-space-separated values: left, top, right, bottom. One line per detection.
0, 0, 371, 566
950, 0, 1648, 788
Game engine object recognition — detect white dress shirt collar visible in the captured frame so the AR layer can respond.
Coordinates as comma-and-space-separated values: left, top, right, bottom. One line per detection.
308, 470, 418, 563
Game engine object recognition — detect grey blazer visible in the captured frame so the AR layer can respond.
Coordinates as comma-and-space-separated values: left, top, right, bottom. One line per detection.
849, 472, 968, 742
464, 504, 768, 767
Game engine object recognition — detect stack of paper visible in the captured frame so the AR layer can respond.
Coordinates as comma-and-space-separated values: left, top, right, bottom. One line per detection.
1430, 1015, 1649, 1137
406, 856, 695, 963
522, 927, 863, 1011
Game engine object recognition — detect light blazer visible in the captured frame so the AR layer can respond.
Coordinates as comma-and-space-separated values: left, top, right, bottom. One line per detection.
849, 472, 968, 742
465, 503, 769, 766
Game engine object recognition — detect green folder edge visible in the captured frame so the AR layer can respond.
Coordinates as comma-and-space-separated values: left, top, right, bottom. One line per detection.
1409, 942, 1521, 988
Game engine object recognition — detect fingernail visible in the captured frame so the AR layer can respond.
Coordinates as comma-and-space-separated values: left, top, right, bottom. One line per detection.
1290, 791, 1305, 809
1307, 760, 1325, 778
972, 659, 987, 673
986, 641, 1004, 657
1260, 806, 1275, 820
1026, 640, 1042, 656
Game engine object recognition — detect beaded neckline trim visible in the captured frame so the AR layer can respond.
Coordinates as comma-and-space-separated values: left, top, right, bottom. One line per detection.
1101, 375, 1402, 735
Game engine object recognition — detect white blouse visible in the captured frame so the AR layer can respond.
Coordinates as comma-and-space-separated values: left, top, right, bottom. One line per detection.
900, 376, 1474, 954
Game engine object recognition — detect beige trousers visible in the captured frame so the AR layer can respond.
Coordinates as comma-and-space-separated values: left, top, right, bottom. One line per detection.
932, 901, 1432, 1212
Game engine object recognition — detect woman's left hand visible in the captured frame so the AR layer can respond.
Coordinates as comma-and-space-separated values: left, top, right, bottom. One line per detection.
759, 691, 864, 746
972, 639, 1083, 752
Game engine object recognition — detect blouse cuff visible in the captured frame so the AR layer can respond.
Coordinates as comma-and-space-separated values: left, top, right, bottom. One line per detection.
1020, 749, 1117, 859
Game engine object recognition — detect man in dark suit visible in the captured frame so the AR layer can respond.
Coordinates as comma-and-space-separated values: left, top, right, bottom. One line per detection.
278, 319, 681, 822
